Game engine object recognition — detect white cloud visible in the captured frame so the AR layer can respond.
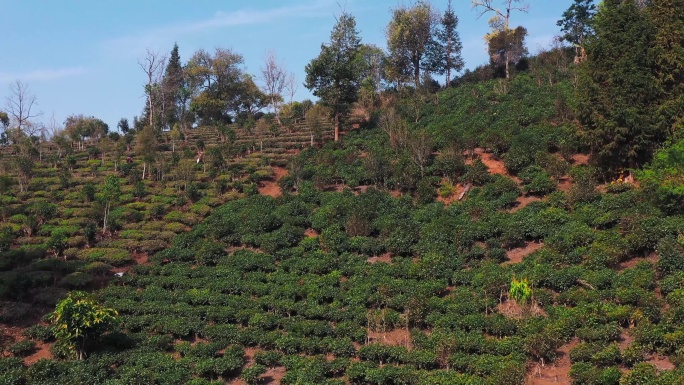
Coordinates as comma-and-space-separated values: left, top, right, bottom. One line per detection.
0, 67, 87, 83
103, 0, 335, 58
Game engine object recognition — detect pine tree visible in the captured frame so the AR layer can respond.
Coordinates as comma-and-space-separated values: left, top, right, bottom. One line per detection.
305, 12, 362, 141
649, 0, 684, 140
578, 0, 658, 172
162, 43, 184, 129
426, 0, 464, 86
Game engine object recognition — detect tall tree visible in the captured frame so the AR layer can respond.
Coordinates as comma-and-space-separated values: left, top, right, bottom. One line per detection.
162, 43, 184, 129
64, 115, 109, 151
386, 1, 438, 87
557, 0, 597, 63
578, 0, 657, 172
185, 48, 246, 125
485, 25, 528, 76
305, 12, 362, 141
5, 80, 42, 138
649, 0, 684, 140
138, 49, 166, 128
426, 0, 464, 86
100, 175, 121, 234
472, 0, 529, 79
260, 50, 288, 126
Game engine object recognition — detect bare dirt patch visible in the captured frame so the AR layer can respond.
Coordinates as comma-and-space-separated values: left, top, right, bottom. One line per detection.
646, 355, 676, 371
436, 183, 466, 205
367, 328, 411, 348
510, 195, 543, 213
557, 178, 573, 192
527, 338, 579, 385
466, 148, 507, 176
258, 166, 288, 198
304, 228, 319, 238
618, 253, 658, 270
497, 299, 547, 319
23, 341, 52, 365
367, 253, 392, 264
262, 366, 287, 384
570, 153, 590, 165
505, 242, 544, 265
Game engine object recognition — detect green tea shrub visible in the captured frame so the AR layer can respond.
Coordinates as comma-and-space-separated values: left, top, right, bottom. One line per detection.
75, 248, 131, 266
519, 165, 556, 195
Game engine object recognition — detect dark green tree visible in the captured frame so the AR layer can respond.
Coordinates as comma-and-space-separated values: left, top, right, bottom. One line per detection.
577, 0, 658, 172
305, 12, 362, 142
649, 0, 684, 140
557, 0, 597, 63
426, 0, 464, 86
162, 43, 184, 129
386, 1, 437, 87
185, 47, 246, 125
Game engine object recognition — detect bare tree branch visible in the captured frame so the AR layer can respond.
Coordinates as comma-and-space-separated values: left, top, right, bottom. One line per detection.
5, 80, 42, 136
260, 50, 288, 125
138, 49, 166, 127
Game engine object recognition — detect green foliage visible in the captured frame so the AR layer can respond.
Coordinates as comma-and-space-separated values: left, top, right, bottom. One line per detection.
509, 277, 532, 305
577, 0, 658, 172
49, 291, 118, 359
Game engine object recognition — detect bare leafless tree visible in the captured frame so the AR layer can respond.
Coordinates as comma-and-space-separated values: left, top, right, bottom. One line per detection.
284, 72, 298, 105
472, 0, 529, 79
5, 80, 42, 137
260, 50, 288, 126
138, 49, 166, 127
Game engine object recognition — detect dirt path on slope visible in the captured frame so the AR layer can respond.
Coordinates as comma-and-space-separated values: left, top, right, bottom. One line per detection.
258, 166, 288, 197
527, 339, 578, 385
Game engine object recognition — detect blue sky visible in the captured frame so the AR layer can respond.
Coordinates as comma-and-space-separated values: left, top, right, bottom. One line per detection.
0, 0, 580, 131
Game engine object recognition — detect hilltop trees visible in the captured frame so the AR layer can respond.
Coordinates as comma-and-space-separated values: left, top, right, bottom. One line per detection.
64, 115, 109, 150
386, 1, 438, 88
138, 49, 166, 128
578, 0, 657, 171
185, 48, 267, 126
305, 12, 363, 141
261, 51, 289, 126
162, 43, 187, 129
425, 0, 464, 86
649, 0, 684, 140
472, 0, 530, 79
5, 80, 42, 138
557, 0, 596, 63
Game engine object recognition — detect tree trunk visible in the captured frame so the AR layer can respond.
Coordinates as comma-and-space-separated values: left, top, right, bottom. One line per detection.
334, 113, 339, 142
413, 57, 421, 87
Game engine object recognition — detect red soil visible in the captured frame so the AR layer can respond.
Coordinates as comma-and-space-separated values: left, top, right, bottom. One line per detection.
367, 253, 392, 264
367, 328, 411, 348
504, 242, 544, 265
618, 253, 658, 270
436, 183, 466, 206
304, 228, 319, 238
557, 178, 573, 192
570, 153, 590, 165
497, 299, 547, 319
527, 338, 579, 385
23, 341, 52, 365
258, 166, 288, 198
261, 366, 287, 384
510, 195, 543, 213
0, 325, 53, 365
468, 148, 512, 178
